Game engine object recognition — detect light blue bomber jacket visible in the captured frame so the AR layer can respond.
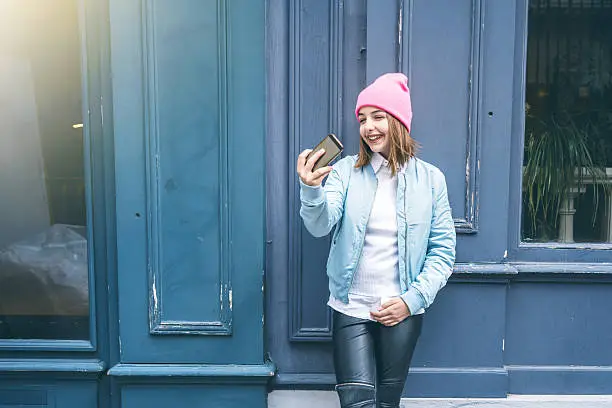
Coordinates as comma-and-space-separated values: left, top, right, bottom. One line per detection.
299, 155, 456, 314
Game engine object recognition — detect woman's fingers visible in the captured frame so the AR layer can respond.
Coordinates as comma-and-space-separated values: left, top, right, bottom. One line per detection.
376, 317, 396, 326
381, 298, 400, 309
305, 148, 326, 172
297, 147, 332, 187
312, 166, 333, 179
370, 307, 393, 319
371, 301, 408, 326
297, 149, 313, 173
303, 167, 332, 187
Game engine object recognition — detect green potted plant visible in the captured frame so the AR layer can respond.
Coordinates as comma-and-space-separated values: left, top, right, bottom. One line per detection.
522, 106, 609, 242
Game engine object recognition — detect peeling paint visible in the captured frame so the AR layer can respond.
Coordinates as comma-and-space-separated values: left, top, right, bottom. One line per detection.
151, 274, 158, 314
465, 154, 472, 204
397, 4, 403, 45
503, 250, 508, 259
100, 96, 104, 126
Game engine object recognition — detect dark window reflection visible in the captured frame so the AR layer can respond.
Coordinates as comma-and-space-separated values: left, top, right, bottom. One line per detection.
0, 1, 89, 340
523, 0, 612, 243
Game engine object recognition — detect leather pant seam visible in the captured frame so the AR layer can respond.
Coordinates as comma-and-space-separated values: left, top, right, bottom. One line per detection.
335, 382, 375, 390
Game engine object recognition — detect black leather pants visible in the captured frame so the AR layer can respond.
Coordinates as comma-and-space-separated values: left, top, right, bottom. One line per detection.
332, 310, 423, 408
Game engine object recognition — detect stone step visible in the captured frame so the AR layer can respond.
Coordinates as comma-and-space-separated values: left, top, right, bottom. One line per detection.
269, 391, 612, 408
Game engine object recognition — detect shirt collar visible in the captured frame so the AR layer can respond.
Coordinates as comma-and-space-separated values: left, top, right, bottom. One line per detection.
370, 153, 408, 174
370, 153, 387, 174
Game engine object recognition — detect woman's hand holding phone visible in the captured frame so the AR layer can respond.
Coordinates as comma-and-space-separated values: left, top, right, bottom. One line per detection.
297, 148, 333, 187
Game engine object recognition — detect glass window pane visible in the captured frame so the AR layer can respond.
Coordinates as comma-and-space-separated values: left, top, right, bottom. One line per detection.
0, 1, 89, 340
523, 0, 612, 244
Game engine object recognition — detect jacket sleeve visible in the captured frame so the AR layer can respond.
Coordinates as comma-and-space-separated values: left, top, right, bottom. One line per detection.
401, 171, 456, 313
299, 162, 347, 238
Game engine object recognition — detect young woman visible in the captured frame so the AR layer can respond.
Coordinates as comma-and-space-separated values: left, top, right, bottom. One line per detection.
296, 73, 456, 408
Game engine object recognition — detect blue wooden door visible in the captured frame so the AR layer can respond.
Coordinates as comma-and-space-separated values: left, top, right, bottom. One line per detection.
108, 0, 271, 406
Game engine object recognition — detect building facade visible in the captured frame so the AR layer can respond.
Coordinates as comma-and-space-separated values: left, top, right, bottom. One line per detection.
0, 0, 611, 407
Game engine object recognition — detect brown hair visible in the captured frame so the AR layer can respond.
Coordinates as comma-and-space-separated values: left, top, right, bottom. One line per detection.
355, 113, 419, 176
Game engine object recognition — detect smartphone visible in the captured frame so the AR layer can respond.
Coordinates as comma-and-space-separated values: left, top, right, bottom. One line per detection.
306, 133, 344, 171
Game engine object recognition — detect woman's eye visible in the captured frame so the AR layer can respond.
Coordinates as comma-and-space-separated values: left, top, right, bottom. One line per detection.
374, 116, 385, 120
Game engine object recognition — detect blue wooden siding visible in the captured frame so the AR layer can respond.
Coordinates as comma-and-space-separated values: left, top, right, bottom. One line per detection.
1, 0, 611, 405
266, 0, 612, 398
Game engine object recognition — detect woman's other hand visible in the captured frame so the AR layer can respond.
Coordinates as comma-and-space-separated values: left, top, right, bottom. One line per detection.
297, 149, 333, 187
370, 297, 411, 326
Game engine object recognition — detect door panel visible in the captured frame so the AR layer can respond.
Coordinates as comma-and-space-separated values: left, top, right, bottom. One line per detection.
401, 0, 516, 261
111, 0, 265, 364
144, 0, 231, 335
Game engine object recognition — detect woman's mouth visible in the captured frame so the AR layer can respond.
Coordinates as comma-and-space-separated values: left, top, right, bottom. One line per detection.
366, 134, 384, 144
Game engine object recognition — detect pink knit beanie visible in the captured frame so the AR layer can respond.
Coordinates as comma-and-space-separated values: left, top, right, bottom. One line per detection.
355, 73, 412, 132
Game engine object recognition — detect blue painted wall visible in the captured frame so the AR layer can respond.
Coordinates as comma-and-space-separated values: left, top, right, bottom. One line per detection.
266, 0, 612, 398
2, 0, 611, 405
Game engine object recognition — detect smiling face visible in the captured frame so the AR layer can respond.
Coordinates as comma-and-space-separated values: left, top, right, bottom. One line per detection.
358, 106, 391, 159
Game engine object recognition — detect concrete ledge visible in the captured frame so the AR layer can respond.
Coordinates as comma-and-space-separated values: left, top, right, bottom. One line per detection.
268, 391, 612, 408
